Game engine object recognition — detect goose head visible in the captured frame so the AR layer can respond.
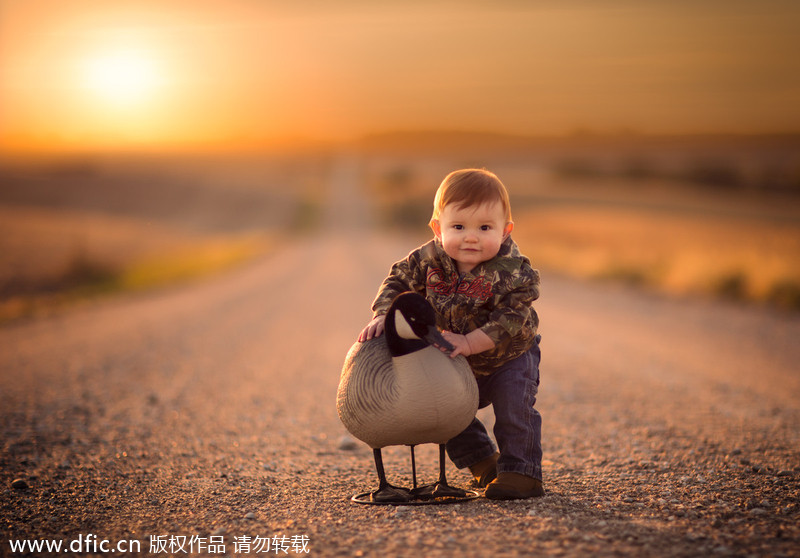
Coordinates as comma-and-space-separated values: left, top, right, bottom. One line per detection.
384, 292, 454, 357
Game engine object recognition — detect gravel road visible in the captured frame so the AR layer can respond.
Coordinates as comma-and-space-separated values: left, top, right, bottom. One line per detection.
2, 159, 799, 557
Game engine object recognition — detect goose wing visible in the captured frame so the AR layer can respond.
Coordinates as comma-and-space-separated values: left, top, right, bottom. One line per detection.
337, 337, 399, 447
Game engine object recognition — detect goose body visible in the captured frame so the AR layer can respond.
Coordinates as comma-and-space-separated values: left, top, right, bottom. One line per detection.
338, 336, 477, 449
337, 292, 479, 502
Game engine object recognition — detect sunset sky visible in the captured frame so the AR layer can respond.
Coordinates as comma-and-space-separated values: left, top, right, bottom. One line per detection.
2, 0, 799, 152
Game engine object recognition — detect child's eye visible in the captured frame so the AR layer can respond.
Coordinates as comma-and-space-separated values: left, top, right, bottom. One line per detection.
453, 224, 463, 230
480, 225, 492, 231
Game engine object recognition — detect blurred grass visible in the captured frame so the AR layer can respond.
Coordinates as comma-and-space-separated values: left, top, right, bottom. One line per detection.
0, 232, 273, 324
511, 205, 800, 310
0, 154, 330, 324
116, 233, 272, 292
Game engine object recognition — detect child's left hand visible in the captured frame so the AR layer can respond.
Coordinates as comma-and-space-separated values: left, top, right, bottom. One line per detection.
438, 329, 495, 358
439, 331, 472, 357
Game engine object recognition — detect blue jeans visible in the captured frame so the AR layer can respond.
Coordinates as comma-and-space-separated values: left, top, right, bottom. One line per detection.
446, 336, 542, 480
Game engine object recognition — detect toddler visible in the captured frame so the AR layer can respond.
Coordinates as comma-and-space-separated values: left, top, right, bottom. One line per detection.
358, 168, 543, 500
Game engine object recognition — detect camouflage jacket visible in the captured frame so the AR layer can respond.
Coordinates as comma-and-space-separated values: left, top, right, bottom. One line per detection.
371, 236, 540, 376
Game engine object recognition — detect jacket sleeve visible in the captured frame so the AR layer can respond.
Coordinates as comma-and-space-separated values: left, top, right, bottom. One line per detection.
478, 267, 540, 351
370, 249, 428, 316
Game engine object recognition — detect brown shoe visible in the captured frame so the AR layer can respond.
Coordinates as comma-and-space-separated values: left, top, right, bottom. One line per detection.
468, 453, 499, 488
484, 472, 544, 500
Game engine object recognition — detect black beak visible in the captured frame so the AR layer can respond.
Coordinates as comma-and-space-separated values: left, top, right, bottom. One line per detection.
423, 325, 454, 352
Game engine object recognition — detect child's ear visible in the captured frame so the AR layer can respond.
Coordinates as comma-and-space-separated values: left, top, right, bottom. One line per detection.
430, 219, 442, 239
503, 221, 514, 239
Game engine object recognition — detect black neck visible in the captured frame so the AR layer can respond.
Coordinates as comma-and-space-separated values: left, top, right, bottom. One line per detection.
384, 310, 428, 357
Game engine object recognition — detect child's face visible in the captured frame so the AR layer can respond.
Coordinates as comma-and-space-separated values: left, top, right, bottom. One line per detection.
431, 201, 513, 274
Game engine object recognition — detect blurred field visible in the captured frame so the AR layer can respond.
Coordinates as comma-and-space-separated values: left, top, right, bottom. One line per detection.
0, 204, 271, 321
0, 153, 329, 322
1, 134, 798, 323
513, 204, 800, 308
360, 134, 800, 310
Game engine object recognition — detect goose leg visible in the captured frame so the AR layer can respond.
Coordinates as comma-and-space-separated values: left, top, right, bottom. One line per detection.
369, 448, 411, 503
411, 444, 470, 500
431, 443, 470, 498
410, 445, 418, 489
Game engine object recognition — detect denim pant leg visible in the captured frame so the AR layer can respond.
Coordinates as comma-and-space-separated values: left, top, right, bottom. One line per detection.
491, 343, 542, 480
445, 414, 498, 470
446, 339, 542, 480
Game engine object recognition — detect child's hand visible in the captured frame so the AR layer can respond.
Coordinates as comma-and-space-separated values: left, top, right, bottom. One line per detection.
358, 315, 386, 342
439, 329, 495, 358
439, 331, 472, 358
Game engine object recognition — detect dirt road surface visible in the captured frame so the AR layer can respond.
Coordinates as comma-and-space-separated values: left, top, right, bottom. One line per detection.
2, 158, 799, 557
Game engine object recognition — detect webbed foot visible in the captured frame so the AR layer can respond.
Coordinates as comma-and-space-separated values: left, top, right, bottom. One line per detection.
369, 484, 412, 503
410, 482, 469, 501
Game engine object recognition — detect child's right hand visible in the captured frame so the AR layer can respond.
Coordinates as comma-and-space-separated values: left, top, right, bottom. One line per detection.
358, 315, 386, 342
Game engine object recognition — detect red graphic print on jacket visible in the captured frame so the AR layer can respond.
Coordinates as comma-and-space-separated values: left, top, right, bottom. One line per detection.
426, 268, 492, 301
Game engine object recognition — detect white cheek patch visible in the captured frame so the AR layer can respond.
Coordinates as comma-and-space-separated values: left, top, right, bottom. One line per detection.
394, 312, 420, 340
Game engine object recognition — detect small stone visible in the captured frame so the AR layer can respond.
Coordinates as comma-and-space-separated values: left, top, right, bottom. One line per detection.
337, 435, 359, 451
244, 512, 256, 520
11, 478, 28, 490
211, 527, 226, 536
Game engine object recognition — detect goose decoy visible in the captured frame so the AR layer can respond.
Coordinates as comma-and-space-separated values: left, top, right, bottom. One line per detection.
337, 292, 479, 503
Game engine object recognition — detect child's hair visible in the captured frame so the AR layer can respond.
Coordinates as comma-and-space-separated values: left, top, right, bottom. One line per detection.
430, 168, 512, 225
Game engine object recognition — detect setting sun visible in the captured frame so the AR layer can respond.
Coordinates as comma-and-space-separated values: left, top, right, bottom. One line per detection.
83, 50, 161, 106
1, 0, 799, 153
